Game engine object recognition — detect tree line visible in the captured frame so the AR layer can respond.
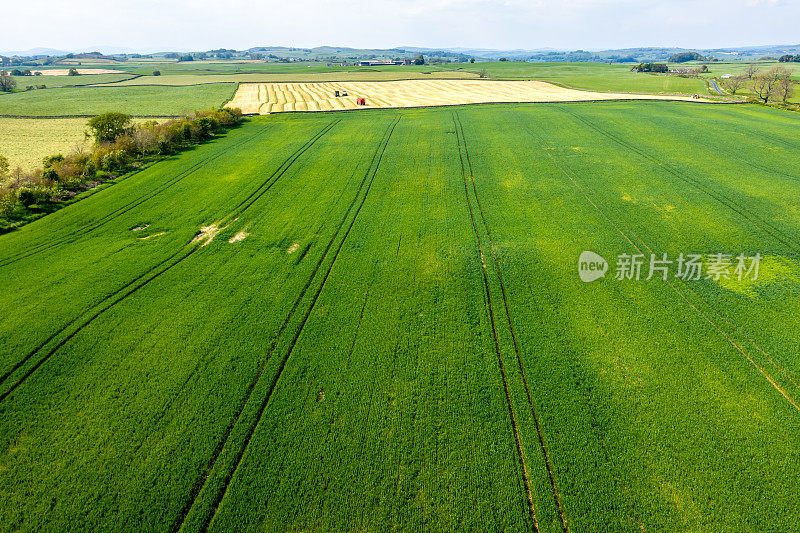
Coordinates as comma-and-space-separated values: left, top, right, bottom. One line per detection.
720, 65, 795, 104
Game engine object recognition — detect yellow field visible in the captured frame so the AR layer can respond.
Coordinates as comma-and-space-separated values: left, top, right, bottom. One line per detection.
0, 118, 159, 173
0, 118, 89, 172
226, 79, 714, 114
30, 69, 125, 76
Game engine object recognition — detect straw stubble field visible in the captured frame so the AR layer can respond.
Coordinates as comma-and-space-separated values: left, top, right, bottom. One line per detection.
226, 79, 714, 114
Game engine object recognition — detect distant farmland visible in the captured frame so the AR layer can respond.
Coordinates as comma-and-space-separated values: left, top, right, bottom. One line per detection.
1, 102, 800, 531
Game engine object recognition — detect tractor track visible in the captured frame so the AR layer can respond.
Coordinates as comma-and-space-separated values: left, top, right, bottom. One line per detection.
552, 107, 800, 391
452, 112, 540, 532
0, 243, 199, 403
171, 117, 399, 533
520, 116, 800, 413
0, 122, 339, 403
454, 111, 568, 533
0, 124, 271, 269
559, 106, 800, 257
222, 120, 340, 220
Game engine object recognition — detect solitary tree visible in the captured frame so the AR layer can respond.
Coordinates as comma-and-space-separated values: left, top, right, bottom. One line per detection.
745, 63, 759, 79
413, 54, 425, 65
777, 74, 795, 103
720, 76, 746, 95
469, 57, 475, 64
87, 112, 133, 143
68, 67, 79, 76
0, 73, 16, 92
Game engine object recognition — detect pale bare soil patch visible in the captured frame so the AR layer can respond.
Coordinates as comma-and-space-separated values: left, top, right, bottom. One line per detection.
226, 79, 716, 114
228, 230, 250, 243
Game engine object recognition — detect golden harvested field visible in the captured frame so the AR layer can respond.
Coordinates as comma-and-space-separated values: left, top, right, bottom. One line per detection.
226, 79, 714, 114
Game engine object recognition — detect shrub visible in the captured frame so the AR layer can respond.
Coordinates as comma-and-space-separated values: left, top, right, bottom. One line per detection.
0, 188, 17, 217
17, 186, 51, 207
153, 70, 161, 76
17, 187, 37, 207
100, 150, 130, 173
43, 154, 64, 168
0, 73, 15, 92
42, 168, 59, 182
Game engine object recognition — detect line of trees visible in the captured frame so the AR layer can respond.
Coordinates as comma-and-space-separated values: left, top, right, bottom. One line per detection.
779, 55, 800, 63
751, 66, 794, 103
0, 108, 243, 224
633, 63, 668, 73
719, 66, 795, 103
669, 51, 708, 63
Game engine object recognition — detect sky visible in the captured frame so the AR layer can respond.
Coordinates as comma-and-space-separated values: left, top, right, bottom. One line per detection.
2, 0, 799, 53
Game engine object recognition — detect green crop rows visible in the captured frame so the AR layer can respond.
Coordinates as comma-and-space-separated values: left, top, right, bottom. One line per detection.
1, 101, 799, 531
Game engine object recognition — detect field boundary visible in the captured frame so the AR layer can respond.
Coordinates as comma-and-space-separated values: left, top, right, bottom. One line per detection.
0, 114, 180, 119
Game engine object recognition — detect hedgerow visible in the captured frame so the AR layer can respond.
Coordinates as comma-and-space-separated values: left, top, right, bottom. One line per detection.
0, 107, 242, 229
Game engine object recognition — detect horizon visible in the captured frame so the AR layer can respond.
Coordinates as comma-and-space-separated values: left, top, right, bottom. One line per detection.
4, 41, 800, 58
3, 0, 800, 55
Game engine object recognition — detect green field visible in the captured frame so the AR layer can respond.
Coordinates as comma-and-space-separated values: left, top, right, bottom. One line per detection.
97, 70, 480, 86
1, 101, 799, 530
9, 73, 137, 89
0, 84, 237, 116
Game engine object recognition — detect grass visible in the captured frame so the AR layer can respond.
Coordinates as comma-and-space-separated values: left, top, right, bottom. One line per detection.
469, 61, 710, 94
9, 73, 137, 89
0, 84, 237, 116
1, 102, 800, 531
0, 118, 89, 171
97, 70, 479, 86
